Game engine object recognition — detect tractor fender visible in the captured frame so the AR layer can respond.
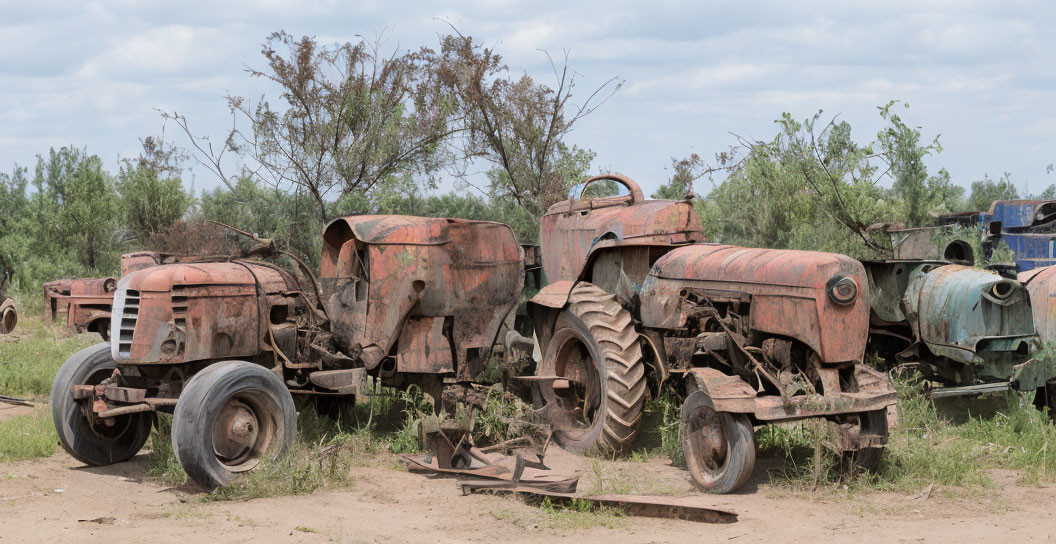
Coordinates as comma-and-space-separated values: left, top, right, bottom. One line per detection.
686, 367, 757, 414
527, 280, 576, 309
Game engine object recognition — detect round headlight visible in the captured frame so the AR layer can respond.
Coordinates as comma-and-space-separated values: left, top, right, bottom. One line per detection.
827, 275, 858, 305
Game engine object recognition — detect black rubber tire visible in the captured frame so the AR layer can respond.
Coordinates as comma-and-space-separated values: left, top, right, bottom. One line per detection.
172, 361, 296, 490
841, 409, 888, 473
537, 283, 646, 454
50, 342, 152, 466
681, 390, 756, 494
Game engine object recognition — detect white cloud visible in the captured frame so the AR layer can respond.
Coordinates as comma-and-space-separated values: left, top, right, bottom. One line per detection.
0, 0, 1055, 196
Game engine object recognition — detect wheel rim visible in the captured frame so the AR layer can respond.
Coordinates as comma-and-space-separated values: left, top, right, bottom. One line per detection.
685, 404, 729, 483
547, 331, 602, 440
211, 391, 278, 472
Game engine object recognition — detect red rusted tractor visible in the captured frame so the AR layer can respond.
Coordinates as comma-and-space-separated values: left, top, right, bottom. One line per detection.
51, 216, 523, 489
528, 174, 897, 493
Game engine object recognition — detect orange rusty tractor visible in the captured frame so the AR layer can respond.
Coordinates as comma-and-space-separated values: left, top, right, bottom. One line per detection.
51, 216, 524, 489
528, 174, 896, 493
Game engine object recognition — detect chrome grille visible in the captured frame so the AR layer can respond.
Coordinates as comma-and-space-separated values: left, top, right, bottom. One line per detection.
116, 289, 139, 358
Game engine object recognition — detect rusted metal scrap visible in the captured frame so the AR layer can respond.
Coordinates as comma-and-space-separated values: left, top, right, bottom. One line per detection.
463, 487, 739, 524
56, 215, 534, 491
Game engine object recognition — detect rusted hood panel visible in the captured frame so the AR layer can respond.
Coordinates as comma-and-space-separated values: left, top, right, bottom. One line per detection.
113, 261, 297, 364
907, 264, 1035, 364
124, 262, 289, 293
640, 244, 869, 363
540, 199, 705, 283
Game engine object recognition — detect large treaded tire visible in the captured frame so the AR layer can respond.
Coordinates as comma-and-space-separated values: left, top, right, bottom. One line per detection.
172, 361, 296, 490
50, 343, 152, 466
538, 282, 646, 454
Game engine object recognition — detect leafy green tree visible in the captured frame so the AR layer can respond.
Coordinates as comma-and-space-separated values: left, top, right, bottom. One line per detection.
876, 101, 957, 226
30, 147, 119, 272
966, 173, 1019, 211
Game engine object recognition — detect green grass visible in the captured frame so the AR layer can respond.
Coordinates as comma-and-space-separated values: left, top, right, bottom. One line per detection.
757, 374, 1056, 492
0, 407, 58, 462
0, 316, 98, 399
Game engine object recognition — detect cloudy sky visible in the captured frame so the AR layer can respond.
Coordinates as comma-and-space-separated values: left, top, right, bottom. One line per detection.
2, 0, 1054, 197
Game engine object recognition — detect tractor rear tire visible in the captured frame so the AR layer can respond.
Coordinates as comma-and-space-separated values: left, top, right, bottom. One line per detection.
50, 343, 152, 466
681, 390, 756, 494
536, 282, 646, 454
172, 361, 296, 490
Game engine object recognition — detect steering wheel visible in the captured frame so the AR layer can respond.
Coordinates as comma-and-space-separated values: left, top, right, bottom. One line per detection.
575, 173, 645, 204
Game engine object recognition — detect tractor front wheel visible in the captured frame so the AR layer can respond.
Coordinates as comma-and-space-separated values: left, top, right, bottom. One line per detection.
681, 390, 756, 494
172, 361, 296, 490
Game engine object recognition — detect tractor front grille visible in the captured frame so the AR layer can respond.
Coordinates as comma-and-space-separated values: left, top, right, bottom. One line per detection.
115, 289, 139, 358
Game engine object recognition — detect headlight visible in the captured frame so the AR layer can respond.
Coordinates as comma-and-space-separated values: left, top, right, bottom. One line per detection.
826, 275, 858, 305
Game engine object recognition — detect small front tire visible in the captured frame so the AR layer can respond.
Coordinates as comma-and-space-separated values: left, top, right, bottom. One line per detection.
172, 361, 296, 490
681, 390, 756, 494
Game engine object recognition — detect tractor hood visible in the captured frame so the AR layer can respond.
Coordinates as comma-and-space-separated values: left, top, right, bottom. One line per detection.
639, 244, 869, 363
111, 261, 297, 364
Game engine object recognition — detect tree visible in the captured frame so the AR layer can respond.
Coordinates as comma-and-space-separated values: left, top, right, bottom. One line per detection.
653, 154, 707, 199
876, 101, 956, 226
118, 137, 191, 243
168, 32, 458, 224
432, 32, 619, 238
966, 173, 1018, 211
28, 147, 119, 271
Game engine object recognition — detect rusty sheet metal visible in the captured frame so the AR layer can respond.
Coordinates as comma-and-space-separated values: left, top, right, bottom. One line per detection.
539, 174, 705, 284
906, 264, 1036, 371
527, 280, 576, 309
321, 216, 523, 381
639, 244, 870, 364
396, 317, 454, 373
111, 261, 298, 364
1021, 265, 1056, 348
0, 297, 16, 334
464, 487, 738, 524
120, 251, 163, 275
43, 278, 116, 336
687, 366, 896, 422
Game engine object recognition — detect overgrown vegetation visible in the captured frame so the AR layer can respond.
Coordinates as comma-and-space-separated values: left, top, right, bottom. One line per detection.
0, 317, 98, 398
0, 407, 57, 462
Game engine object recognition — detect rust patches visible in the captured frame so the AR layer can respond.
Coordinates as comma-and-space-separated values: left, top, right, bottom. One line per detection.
538, 174, 705, 285
639, 244, 871, 364
321, 215, 524, 381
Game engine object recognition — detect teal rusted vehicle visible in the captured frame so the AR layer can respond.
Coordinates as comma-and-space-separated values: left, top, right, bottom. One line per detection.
865, 260, 1047, 395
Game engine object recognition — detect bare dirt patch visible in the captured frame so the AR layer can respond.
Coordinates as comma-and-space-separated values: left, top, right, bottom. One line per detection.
3, 448, 1056, 543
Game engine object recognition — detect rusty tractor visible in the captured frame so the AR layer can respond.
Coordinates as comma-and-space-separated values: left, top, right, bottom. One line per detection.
864, 260, 1049, 399
43, 252, 186, 340
51, 216, 524, 489
527, 174, 896, 494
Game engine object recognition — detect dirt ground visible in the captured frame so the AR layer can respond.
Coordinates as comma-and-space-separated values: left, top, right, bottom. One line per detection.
2, 443, 1056, 544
